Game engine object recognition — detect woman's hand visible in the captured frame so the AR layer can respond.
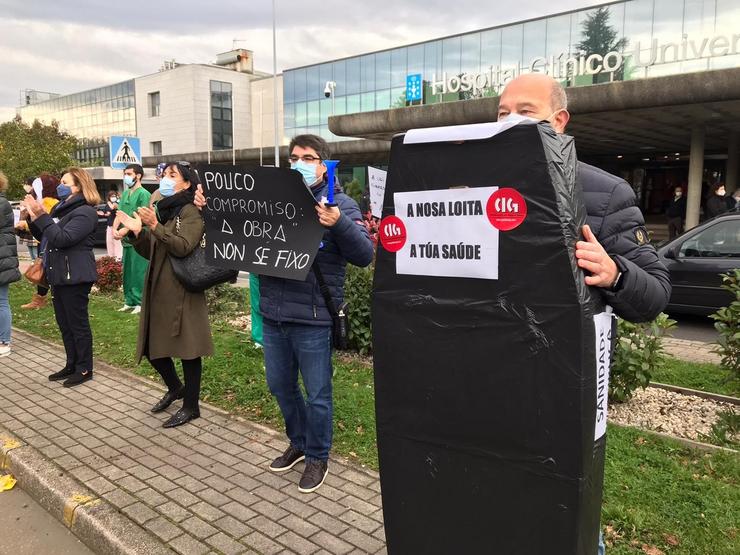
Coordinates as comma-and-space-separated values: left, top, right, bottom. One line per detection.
112, 227, 129, 240
23, 195, 45, 220
118, 212, 142, 236
137, 206, 158, 230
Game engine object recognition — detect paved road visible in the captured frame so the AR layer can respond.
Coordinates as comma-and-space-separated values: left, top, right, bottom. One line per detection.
0, 487, 93, 555
669, 313, 719, 343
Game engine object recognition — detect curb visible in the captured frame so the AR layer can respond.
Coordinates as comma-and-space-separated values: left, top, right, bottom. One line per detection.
0, 428, 172, 555
611, 422, 738, 454
649, 382, 740, 405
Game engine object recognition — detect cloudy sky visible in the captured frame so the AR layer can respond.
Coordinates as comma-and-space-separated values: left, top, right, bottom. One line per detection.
0, 0, 604, 122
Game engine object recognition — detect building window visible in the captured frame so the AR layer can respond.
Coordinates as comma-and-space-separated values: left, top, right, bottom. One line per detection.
149, 92, 160, 117
210, 80, 233, 150
150, 141, 162, 156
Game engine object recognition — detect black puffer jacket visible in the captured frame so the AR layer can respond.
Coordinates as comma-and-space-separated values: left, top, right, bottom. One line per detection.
29, 195, 98, 287
0, 193, 21, 286
579, 162, 671, 322
259, 178, 374, 326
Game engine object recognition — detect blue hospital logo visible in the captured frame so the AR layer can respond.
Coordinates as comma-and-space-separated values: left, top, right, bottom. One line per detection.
406, 74, 422, 102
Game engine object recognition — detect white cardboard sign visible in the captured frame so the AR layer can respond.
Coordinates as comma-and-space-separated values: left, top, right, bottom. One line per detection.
593, 311, 614, 441
393, 187, 499, 280
368, 166, 387, 218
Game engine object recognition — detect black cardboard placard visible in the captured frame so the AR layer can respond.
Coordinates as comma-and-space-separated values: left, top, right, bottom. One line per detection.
372, 122, 607, 555
195, 164, 324, 281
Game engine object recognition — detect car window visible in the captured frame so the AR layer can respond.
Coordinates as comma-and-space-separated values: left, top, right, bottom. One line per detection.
678, 220, 740, 258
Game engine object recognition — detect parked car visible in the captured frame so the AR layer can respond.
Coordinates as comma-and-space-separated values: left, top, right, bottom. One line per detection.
657, 211, 740, 316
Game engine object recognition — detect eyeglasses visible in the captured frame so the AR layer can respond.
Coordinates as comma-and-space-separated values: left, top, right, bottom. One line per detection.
288, 154, 321, 163
176, 161, 191, 167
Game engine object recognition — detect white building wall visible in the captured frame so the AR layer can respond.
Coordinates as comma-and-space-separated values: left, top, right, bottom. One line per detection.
135, 65, 254, 157
250, 75, 285, 153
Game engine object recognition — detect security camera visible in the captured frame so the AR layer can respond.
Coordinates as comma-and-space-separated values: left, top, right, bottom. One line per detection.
324, 81, 336, 98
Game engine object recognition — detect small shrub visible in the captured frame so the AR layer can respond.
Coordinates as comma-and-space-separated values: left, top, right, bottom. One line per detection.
95, 256, 122, 293
205, 282, 248, 318
343, 178, 364, 206
344, 263, 374, 355
610, 313, 676, 403
709, 269, 740, 382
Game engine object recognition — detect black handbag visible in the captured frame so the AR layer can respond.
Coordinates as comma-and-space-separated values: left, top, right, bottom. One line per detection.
169, 216, 239, 293
312, 263, 350, 350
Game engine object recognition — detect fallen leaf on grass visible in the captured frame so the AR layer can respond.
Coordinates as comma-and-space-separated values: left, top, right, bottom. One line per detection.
641, 544, 665, 555
663, 534, 679, 546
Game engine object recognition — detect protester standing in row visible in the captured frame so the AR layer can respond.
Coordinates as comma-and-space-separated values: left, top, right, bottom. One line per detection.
119, 162, 212, 428
0, 172, 21, 358
25, 168, 99, 387
19, 173, 59, 309
99, 189, 122, 259
114, 164, 150, 314
245, 135, 372, 492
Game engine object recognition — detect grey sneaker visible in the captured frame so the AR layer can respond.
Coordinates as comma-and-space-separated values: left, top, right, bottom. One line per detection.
298, 459, 328, 493
269, 445, 305, 473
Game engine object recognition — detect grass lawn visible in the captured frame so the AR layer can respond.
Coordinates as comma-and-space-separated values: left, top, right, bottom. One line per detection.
652, 357, 739, 398
7, 280, 739, 554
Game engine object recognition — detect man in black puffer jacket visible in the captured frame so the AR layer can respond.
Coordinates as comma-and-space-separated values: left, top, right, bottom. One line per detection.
0, 172, 22, 357
498, 74, 670, 323
259, 135, 374, 493
498, 74, 670, 555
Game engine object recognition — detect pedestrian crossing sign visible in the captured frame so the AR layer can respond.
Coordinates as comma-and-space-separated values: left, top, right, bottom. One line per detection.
109, 136, 141, 169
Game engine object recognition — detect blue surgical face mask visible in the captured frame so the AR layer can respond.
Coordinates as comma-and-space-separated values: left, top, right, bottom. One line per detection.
159, 177, 176, 197
56, 184, 72, 199
123, 175, 135, 188
291, 160, 320, 186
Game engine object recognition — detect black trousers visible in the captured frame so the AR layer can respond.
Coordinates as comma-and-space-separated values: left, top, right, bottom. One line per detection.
51, 283, 93, 374
148, 357, 202, 410
668, 216, 683, 239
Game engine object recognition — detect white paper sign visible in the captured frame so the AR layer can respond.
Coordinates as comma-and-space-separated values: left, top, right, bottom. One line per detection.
393, 187, 499, 280
368, 166, 387, 218
593, 311, 614, 441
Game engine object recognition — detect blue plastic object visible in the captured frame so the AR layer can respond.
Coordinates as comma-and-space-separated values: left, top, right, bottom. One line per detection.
324, 160, 340, 205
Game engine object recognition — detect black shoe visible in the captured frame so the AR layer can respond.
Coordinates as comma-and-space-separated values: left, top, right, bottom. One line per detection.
298, 459, 328, 493
48, 367, 75, 381
62, 370, 93, 387
162, 407, 200, 428
269, 445, 305, 473
151, 387, 184, 413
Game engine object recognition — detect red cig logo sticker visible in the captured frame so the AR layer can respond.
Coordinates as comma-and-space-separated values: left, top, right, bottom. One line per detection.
486, 188, 527, 231
379, 215, 407, 252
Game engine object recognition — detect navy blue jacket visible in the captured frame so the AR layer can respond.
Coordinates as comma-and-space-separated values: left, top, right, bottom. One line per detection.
30, 195, 98, 287
259, 179, 374, 326
579, 162, 671, 323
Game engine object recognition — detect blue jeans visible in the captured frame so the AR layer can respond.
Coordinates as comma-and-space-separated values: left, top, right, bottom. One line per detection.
0, 284, 10, 343
263, 320, 333, 461
598, 531, 605, 554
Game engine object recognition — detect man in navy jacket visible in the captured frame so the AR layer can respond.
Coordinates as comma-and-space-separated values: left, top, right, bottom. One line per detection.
259, 135, 374, 493
497, 74, 670, 555
497, 74, 670, 323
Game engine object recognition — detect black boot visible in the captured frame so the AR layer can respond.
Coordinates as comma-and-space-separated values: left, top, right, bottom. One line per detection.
62, 370, 93, 387
48, 367, 75, 381
151, 387, 185, 413
163, 406, 200, 428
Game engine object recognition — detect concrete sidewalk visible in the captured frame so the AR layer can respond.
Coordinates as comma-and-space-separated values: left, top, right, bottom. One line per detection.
662, 337, 721, 365
1, 330, 386, 555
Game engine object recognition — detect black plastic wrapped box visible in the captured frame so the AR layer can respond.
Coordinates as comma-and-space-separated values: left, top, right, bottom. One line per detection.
372, 121, 610, 555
